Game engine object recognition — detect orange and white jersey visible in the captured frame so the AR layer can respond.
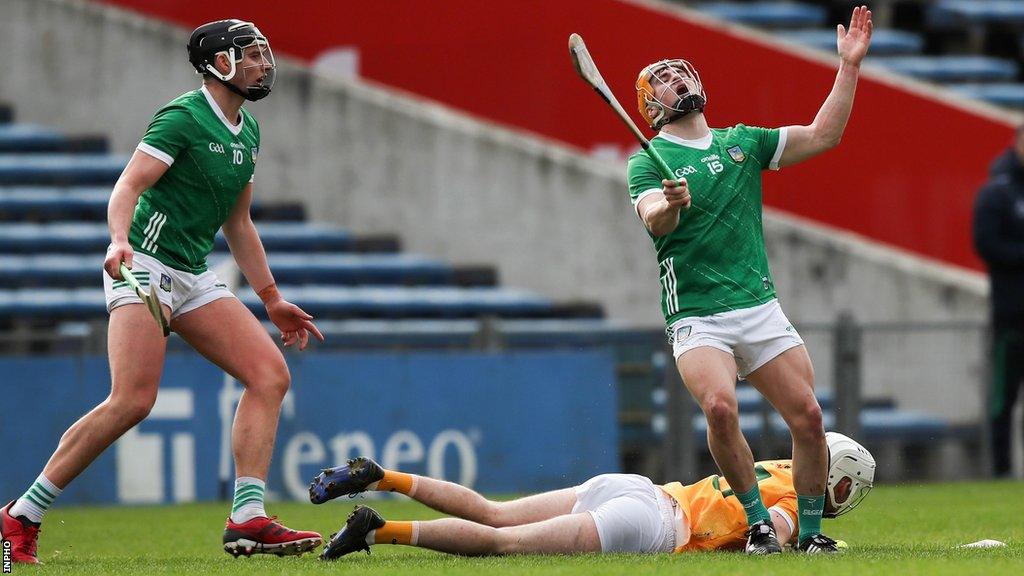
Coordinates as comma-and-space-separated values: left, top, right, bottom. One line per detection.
661, 460, 797, 552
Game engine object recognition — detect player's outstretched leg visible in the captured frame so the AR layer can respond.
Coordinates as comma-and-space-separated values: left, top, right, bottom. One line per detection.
320, 505, 601, 559
1, 501, 41, 564
310, 457, 576, 528
310, 457, 386, 503
172, 298, 323, 557
223, 514, 323, 558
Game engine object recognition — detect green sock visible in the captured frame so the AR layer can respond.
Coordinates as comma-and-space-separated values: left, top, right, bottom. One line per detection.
797, 493, 825, 543
736, 484, 772, 526
230, 477, 267, 524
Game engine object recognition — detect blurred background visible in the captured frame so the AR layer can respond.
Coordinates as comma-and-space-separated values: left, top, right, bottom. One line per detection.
0, 0, 1021, 507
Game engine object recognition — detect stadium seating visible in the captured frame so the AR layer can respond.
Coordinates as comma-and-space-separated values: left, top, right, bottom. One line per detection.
0, 154, 126, 185
928, 0, 1024, 28
0, 107, 600, 327
692, 0, 1024, 110
784, 29, 925, 55
0, 186, 307, 222
698, 2, 826, 28
0, 222, 360, 254
0, 124, 107, 153
950, 83, 1024, 108
872, 56, 1019, 83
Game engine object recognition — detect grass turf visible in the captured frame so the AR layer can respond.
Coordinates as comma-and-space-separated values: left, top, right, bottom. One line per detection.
13, 480, 1024, 575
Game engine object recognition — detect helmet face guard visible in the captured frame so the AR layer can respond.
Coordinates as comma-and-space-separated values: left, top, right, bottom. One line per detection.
636, 59, 707, 130
824, 432, 876, 518
188, 20, 277, 101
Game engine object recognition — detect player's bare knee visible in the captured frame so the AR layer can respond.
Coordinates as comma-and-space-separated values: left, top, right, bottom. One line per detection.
244, 361, 291, 399
790, 400, 825, 443
111, 394, 157, 426
702, 395, 738, 433
484, 502, 514, 527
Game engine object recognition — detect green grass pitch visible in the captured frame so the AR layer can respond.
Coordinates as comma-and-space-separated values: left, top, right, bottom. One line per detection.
18, 480, 1024, 575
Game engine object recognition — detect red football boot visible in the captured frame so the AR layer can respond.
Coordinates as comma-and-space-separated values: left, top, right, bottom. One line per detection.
222, 515, 322, 557
1, 501, 41, 564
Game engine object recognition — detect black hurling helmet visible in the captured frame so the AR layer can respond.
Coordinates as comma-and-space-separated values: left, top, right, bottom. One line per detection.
187, 20, 276, 101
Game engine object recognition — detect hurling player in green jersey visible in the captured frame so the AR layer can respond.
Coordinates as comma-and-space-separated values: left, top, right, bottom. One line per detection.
625, 6, 873, 556
1, 21, 323, 563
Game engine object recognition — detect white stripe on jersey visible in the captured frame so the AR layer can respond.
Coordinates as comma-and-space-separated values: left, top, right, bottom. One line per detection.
148, 213, 168, 253
142, 212, 159, 239
142, 212, 167, 253
667, 259, 679, 314
660, 257, 679, 315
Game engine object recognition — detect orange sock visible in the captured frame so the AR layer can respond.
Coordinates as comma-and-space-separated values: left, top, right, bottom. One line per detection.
372, 521, 418, 545
375, 470, 416, 495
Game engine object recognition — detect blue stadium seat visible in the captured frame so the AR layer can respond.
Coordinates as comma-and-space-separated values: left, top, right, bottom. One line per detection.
0, 287, 107, 319
0, 285, 559, 320
928, 0, 1024, 27
872, 56, 1019, 83
0, 187, 110, 219
698, 2, 826, 28
784, 29, 924, 55
0, 187, 306, 222
0, 222, 355, 253
0, 125, 66, 152
0, 253, 453, 288
949, 83, 1024, 108
265, 318, 657, 348
277, 319, 482, 347
238, 286, 558, 319
0, 154, 126, 185
690, 409, 949, 442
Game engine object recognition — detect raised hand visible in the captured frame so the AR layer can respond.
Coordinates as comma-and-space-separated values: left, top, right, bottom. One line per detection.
837, 5, 873, 66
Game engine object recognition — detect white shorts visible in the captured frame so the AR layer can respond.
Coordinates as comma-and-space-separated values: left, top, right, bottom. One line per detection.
104, 252, 236, 320
667, 299, 804, 378
571, 474, 676, 553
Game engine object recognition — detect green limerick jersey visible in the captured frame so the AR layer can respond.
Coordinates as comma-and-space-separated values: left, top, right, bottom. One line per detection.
131, 86, 260, 274
626, 124, 786, 324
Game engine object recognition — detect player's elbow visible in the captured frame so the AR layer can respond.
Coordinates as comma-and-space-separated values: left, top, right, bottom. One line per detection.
814, 124, 843, 151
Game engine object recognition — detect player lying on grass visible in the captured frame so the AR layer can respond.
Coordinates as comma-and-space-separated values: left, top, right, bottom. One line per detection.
310, 432, 874, 559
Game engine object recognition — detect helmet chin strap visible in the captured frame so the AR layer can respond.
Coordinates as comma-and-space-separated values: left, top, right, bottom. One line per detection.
215, 77, 270, 102
216, 77, 253, 100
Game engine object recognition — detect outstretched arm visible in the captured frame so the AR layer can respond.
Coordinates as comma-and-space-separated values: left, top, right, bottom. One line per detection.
777, 5, 872, 168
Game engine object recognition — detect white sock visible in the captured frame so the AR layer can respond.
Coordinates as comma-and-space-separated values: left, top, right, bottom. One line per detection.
9, 474, 62, 524
230, 477, 267, 524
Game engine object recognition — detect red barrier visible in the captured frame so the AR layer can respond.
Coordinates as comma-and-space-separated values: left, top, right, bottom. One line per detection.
99, 0, 1015, 271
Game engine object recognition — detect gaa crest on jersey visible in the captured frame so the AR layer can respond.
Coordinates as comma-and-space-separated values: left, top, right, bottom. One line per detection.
727, 146, 746, 164
160, 274, 172, 293
251, 147, 258, 164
